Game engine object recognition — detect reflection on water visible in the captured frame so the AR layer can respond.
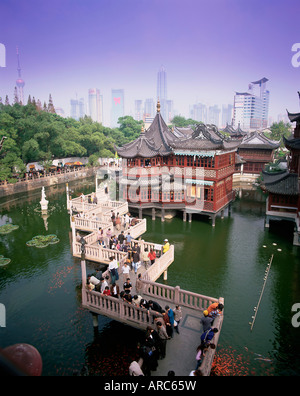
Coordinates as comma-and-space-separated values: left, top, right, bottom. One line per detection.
0, 179, 300, 376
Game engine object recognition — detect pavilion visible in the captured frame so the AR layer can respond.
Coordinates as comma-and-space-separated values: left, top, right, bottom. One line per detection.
261, 94, 300, 246
116, 101, 240, 226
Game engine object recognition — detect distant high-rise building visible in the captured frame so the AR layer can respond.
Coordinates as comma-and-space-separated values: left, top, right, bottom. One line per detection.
134, 100, 143, 121
16, 47, 25, 104
166, 99, 174, 123
157, 65, 168, 121
70, 97, 85, 120
144, 98, 155, 119
208, 105, 221, 127
111, 89, 125, 127
233, 77, 270, 131
89, 88, 103, 123
190, 103, 207, 123
222, 104, 233, 128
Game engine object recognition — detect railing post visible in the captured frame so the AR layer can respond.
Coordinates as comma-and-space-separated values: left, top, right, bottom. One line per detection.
71, 216, 76, 254
174, 285, 180, 305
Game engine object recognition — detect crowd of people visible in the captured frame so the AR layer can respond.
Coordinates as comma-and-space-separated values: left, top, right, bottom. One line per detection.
128, 302, 224, 376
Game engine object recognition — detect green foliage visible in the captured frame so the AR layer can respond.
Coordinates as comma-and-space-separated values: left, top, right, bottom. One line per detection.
0, 102, 142, 182
171, 115, 198, 128
267, 121, 292, 146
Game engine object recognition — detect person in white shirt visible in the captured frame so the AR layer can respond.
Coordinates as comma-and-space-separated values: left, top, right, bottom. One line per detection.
100, 277, 109, 293
108, 257, 119, 283
121, 261, 131, 283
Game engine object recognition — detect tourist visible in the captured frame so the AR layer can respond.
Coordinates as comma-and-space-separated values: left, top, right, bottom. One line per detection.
189, 369, 203, 376
110, 283, 120, 299
106, 228, 112, 246
108, 256, 118, 284
148, 249, 156, 265
163, 239, 170, 254
115, 213, 121, 231
201, 310, 214, 332
148, 300, 163, 315
207, 303, 224, 324
142, 248, 150, 269
95, 268, 103, 280
123, 278, 132, 293
195, 344, 205, 370
174, 305, 183, 334
121, 261, 131, 283
207, 302, 224, 317
102, 286, 111, 296
123, 292, 133, 304
87, 275, 100, 289
165, 305, 175, 338
145, 326, 160, 363
118, 231, 126, 245
132, 294, 143, 307
200, 327, 219, 348
132, 243, 140, 274
100, 277, 109, 294
135, 273, 143, 294
162, 310, 172, 337
156, 321, 170, 359
86, 280, 95, 291
124, 213, 130, 230
97, 227, 103, 245
126, 232, 133, 244
129, 360, 144, 376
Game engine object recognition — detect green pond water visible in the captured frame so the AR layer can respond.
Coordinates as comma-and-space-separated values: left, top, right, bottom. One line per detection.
0, 178, 300, 376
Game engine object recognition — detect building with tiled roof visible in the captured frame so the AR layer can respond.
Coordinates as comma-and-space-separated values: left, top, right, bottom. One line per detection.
237, 131, 280, 174
261, 94, 300, 246
117, 101, 240, 225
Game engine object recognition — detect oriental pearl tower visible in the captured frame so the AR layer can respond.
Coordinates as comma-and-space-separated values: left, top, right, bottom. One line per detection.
16, 47, 25, 104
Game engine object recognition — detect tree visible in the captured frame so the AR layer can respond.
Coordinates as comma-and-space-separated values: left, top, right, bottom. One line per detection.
118, 116, 143, 142
269, 121, 291, 141
171, 115, 198, 128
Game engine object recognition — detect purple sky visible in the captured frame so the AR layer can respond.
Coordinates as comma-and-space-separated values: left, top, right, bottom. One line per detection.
0, 0, 299, 125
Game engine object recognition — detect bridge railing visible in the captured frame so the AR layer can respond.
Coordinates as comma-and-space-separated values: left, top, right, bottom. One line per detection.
82, 289, 163, 331
74, 242, 128, 265
141, 278, 219, 312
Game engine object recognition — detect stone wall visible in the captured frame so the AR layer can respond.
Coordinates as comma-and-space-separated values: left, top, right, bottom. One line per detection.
0, 167, 98, 198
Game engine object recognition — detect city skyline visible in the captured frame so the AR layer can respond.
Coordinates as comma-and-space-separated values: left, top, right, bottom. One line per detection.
0, 0, 299, 126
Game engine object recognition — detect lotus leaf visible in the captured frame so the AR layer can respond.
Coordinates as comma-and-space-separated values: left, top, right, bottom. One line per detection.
0, 255, 11, 267
0, 224, 19, 235
26, 234, 60, 248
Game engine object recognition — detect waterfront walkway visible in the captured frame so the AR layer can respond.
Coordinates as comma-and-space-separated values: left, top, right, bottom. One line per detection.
68, 191, 224, 376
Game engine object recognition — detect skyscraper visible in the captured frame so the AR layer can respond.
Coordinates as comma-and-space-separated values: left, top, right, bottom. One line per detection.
233, 78, 270, 131
222, 104, 233, 128
208, 105, 221, 127
157, 65, 168, 122
16, 47, 25, 104
144, 98, 155, 118
89, 88, 103, 123
190, 103, 207, 123
70, 97, 85, 120
134, 100, 143, 121
111, 89, 124, 127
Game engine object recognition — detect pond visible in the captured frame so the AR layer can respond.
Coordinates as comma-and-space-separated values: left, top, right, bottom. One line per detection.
0, 179, 300, 376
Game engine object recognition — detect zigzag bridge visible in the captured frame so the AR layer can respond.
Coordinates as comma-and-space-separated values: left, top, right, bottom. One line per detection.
67, 188, 224, 376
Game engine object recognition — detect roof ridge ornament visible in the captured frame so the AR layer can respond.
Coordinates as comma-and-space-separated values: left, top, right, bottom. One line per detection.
157, 99, 161, 113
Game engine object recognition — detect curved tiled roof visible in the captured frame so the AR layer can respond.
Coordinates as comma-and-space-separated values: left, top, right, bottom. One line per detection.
239, 131, 280, 150
261, 170, 299, 196
283, 136, 300, 150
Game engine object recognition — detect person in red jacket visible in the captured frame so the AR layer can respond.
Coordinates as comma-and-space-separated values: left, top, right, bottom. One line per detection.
148, 249, 156, 265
